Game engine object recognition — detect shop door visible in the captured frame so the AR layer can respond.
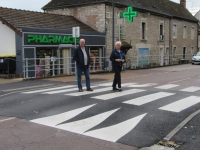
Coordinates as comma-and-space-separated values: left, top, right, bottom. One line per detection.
24, 47, 36, 78
159, 47, 164, 66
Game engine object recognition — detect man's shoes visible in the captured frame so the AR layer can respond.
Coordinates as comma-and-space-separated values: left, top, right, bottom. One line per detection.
79, 89, 83, 92
87, 88, 93, 91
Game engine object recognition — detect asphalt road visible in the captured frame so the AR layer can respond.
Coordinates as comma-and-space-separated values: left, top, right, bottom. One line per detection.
0, 64, 200, 150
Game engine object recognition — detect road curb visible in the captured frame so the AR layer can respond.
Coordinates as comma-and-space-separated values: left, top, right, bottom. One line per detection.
140, 145, 174, 150
164, 109, 200, 141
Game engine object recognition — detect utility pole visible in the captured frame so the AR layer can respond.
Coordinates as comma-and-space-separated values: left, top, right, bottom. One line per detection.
112, 0, 115, 51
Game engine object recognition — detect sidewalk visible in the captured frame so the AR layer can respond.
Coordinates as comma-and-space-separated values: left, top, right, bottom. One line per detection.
0, 78, 23, 85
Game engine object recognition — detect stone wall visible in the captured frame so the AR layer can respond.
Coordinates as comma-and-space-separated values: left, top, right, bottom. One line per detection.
47, 4, 106, 32
171, 19, 198, 56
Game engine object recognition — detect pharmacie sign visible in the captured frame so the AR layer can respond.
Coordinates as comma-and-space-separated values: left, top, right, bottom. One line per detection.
25, 34, 79, 45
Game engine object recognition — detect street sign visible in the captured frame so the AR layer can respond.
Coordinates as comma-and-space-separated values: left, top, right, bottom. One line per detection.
120, 6, 138, 23
72, 27, 80, 38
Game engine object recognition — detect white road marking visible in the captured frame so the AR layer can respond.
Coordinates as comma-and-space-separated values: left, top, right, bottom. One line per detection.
92, 89, 145, 100
65, 87, 112, 96
43, 88, 79, 94
180, 86, 200, 92
84, 113, 147, 142
22, 85, 76, 94
169, 78, 190, 84
57, 108, 120, 134
97, 82, 113, 86
2, 84, 54, 92
155, 84, 179, 89
159, 96, 200, 112
123, 92, 175, 106
44, 86, 97, 94
97, 83, 136, 86
30, 104, 96, 127
128, 83, 157, 88
0, 117, 15, 123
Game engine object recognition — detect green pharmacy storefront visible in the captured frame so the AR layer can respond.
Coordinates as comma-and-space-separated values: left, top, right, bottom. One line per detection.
16, 28, 106, 78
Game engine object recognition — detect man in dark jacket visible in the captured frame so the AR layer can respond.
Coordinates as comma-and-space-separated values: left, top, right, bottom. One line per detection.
73, 39, 93, 92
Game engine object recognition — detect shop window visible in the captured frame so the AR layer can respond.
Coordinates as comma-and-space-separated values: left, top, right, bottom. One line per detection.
90, 47, 103, 71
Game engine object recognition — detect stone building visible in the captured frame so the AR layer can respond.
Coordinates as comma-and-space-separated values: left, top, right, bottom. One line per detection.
43, 0, 199, 66
194, 10, 200, 51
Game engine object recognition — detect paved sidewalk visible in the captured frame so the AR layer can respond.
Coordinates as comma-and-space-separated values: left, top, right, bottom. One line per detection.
0, 78, 23, 85
0, 117, 138, 150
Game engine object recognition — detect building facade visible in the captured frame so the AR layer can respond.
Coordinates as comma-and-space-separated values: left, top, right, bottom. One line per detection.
194, 10, 200, 51
43, 0, 198, 66
0, 7, 106, 77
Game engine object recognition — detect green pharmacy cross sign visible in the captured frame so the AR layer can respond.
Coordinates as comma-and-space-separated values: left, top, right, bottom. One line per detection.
120, 6, 138, 23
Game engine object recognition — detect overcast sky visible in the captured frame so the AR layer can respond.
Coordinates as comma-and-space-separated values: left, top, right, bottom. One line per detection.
0, 0, 199, 15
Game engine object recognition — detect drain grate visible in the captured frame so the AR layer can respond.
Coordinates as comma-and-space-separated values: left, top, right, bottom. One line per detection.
157, 140, 183, 148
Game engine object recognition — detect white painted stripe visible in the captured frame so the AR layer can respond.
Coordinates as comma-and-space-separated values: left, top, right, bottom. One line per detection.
23, 85, 75, 94
0, 117, 15, 123
84, 113, 147, 142
57, 108, 120, 134
159, 96, 200, 112
92, 89, 145, 100
180, 86, 200, 92
30, 104, 96, 127
2, 84, 54, 92
155, 84, 179, 89
97, 82, 113, 86
123, 92, 175, 106
128, 83, 157, 88
45, 86, 97, 94
66, 87, 111, 96
43, 88, 79, 94
169, 78, 190, 84
98, 83, 136, 86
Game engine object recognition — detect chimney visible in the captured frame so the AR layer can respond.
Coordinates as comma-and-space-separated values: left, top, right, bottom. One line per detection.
180, 0, 186, 8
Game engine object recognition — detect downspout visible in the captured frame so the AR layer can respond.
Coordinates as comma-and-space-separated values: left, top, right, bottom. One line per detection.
105, 4, 107, 67
197, 23, 199, 53
169, 16, 172, 65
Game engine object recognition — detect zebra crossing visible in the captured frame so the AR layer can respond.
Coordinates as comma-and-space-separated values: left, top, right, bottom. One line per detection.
26, 82, 200, 143
22, 82, 200, 114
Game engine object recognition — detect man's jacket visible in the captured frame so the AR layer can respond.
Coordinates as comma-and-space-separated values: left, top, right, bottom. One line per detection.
73, 46, 91, 67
